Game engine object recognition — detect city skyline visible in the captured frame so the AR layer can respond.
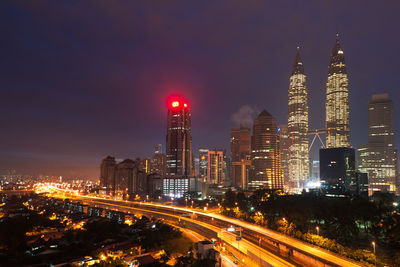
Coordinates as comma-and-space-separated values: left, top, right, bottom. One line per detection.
2, 1, 400, 178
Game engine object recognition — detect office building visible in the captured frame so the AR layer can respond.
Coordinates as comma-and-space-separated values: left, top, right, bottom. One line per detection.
287, 48, 309, 191
100, 156, 116, 191
199, 148, 209, 181
207, 150, 224, 185
357, 94, 398, 194
319, 147, 356, 196
163, 177, 189, 198
151, 146, 166, 177
326, 34, 350, 148
166, 98, 192, 177
249, 110, 283, 190
232, 156, 251, 189
230, 125, 251, 188
155, 144, 162, 154
278, 125, 290, 191
230, 125, 251, 162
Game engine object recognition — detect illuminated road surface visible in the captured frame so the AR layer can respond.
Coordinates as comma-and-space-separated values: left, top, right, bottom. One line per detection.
80, 197, 294, 267
35, 185, 364, 267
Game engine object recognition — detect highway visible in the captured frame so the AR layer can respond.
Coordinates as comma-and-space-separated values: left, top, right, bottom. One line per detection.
34, 184, 365, 267
79, 196, 295, 267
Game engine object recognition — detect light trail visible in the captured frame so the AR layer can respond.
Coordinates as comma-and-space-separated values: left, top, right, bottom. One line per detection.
36, 184, 364, 267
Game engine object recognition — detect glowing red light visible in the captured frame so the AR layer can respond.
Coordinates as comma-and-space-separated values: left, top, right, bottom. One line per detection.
172, 101, 180, 108
184, 103, 188, 108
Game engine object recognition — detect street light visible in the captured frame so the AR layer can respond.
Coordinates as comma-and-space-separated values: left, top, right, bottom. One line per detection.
372, 241, 376, 266
316, 226, 319, 235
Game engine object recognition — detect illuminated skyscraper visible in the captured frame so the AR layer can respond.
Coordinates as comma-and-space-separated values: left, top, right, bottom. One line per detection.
207, 150, 224, 184
199, 148, 209, 181
358, 94, 398, 194
278, 124, 290, 190
166, 98, 192, 177
249, 110, 283, 190
326, 34, 350, 148
287, 48, 309, 190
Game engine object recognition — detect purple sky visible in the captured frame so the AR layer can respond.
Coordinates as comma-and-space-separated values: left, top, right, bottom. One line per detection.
1, 1, 400, 179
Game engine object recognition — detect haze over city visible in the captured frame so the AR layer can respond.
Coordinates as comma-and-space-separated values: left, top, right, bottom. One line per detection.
2, 1, 400, 179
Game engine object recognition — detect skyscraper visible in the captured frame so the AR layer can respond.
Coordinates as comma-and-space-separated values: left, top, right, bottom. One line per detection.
207, 150, 224, 184
151, 151, 166, 177
249, 110, 283, 190
230, 125, 251, 188
166, 98, 192, 177
199, 148, 209, 181
326, 34, 350, 148
230, 125, 251, 162
100, 156, 116, 191
115, 159, 136, 193
287, 48, 309, 190
278, 124, 290, 190
320, 147, 356, 196
358, 94, 398, 194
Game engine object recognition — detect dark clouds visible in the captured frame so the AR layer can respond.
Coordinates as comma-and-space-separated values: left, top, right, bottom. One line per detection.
1, 0, 400, 178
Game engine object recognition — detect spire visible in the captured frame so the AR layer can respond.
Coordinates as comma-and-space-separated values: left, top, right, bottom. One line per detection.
328, 33, 346, 75
291, 47, 304, 75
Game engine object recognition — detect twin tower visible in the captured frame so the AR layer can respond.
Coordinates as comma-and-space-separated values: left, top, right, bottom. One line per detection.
287, 34, 350, 190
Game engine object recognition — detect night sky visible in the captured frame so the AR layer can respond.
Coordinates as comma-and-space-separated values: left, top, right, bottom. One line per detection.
1, 1, 400, 179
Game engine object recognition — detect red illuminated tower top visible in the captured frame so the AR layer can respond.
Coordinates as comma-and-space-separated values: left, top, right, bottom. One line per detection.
166, 96, 192, 177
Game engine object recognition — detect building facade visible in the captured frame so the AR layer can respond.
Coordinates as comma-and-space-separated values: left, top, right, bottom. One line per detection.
319, 147, 356, 196
166, 98, 192, 177
100, 156, 116, 190
199, 148, 209, 181
232, 156, 251, 189
326, 34, 350, 148
278, 125, 290, 190
230, 125, 251, 162
230, 125, 251, 189
115, 159, 136, 194
357, 94, 398, 194
250, 110, 283, 190
207, 150, 224, 185
287, 49, 309, 191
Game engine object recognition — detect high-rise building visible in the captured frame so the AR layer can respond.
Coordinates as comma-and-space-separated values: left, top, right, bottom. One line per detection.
223, 150, 232, 186
357, 94, 398, 194
278, 125, 290, 190
230, 125, 251, 188
151, 152, 166, 177
100, 156, 116, 191
207, 150, 224, 184
230, 125, 251, 162
115, 159, 136, 193
199, 148, 209, 181
325, 34, 350, 148
232, 156, 251, 189
249, 110, 283, 190
319, 147, 356, 196
287, 48, 309, 191
155, 144, 162, 154
166, 98, 192, 177
139, 158, 151, 174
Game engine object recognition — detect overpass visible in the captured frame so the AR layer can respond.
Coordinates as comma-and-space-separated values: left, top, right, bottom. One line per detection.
41, 187, 364, 267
